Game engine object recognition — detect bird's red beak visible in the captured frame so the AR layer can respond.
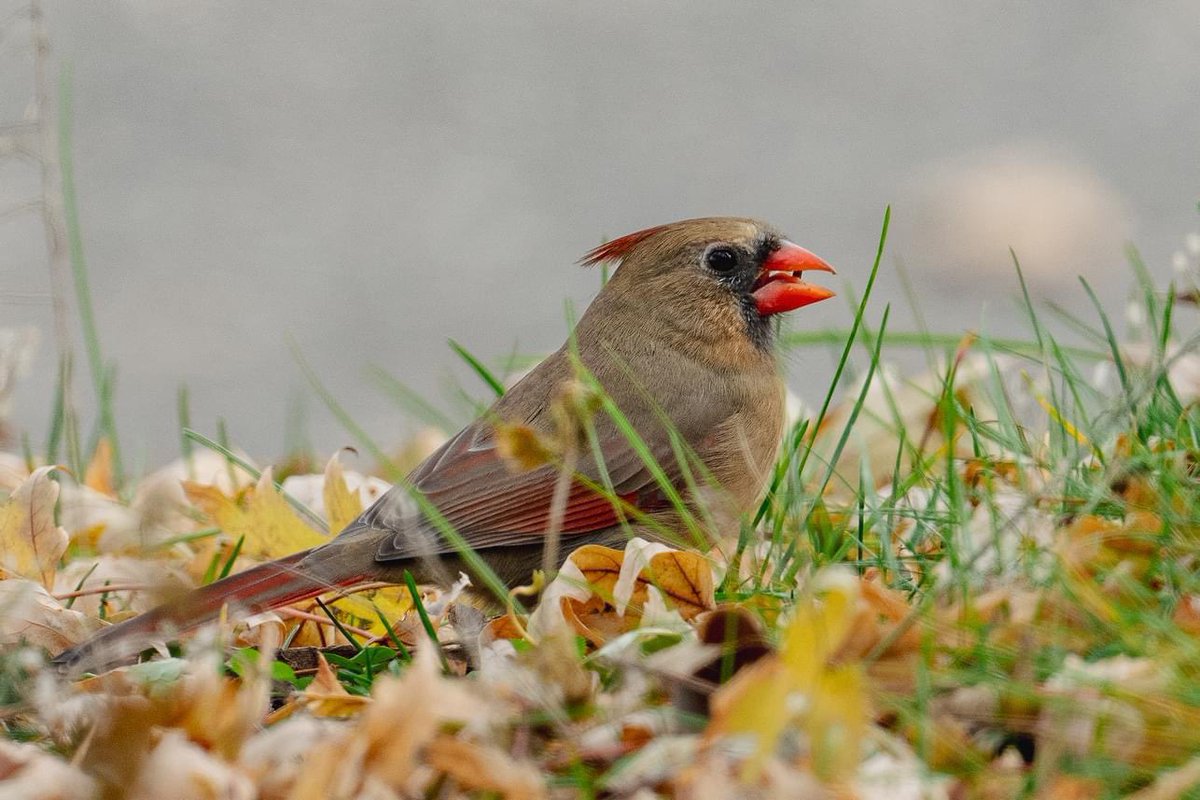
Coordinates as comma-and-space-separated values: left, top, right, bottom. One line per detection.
751, 240, 837, 316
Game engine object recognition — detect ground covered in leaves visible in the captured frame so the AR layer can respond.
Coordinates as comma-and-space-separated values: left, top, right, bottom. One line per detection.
7, 234, 1200, 798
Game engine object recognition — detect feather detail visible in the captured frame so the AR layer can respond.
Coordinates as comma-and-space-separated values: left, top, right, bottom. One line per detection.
579, 224, 669, 267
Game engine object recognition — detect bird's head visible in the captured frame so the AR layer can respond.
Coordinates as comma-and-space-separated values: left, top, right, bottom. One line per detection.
581, 217, 836, 351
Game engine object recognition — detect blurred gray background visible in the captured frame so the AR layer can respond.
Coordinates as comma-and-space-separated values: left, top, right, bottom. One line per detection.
1, 2, 1198, 468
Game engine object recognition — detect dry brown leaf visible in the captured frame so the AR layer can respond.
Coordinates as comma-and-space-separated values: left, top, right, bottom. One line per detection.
299, 652, 370, 718
0, 465, 69, 589
178, 657, 273, 760
426, 735, 546, 799
561, 595, 617, 646
535, 543, 718, 645
322, 453, 363, 533
288, 647, 480, 798
481, 611, 527, 643
567, 543, 715, 618
568, 544, 625, 600
645, 549, 715, 620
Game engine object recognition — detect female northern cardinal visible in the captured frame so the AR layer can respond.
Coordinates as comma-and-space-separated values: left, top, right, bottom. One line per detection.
54, 217, 835, 672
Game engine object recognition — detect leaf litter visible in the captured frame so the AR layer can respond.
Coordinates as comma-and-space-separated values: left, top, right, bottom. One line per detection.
7, 269, 1200, 797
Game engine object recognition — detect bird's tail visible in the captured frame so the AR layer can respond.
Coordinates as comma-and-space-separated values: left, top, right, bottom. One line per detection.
51, 544, 372, 675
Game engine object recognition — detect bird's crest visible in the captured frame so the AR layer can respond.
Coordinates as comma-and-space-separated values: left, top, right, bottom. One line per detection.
579, 224, 670, 267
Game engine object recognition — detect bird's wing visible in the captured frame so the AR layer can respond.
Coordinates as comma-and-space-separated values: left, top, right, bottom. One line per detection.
353, 416, 680, 562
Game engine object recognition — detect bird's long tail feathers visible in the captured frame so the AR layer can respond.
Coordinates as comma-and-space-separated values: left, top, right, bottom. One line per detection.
52, 545, 371, 675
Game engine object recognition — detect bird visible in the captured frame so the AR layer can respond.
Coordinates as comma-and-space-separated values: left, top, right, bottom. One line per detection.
53, 217, 836, 673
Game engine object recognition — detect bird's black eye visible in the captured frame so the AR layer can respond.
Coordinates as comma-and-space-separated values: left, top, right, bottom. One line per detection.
705, 245, 738, 273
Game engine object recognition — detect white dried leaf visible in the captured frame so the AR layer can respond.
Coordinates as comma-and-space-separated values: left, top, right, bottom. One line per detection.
127, 730, 254, 800
57, 482, 143, 552
612, 537, 669, 617
54, 555, 190, 617
0, 579, 99, 651
0, 739, 98, 800
280, 470, 391, 520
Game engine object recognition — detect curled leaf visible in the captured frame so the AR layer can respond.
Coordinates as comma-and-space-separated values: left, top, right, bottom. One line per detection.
0, 466, 69, 589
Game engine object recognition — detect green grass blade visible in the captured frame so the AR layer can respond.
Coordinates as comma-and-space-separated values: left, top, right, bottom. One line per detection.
44, 354, 68, 465
366, 364, 457, 432
1079, 276, 1130, 399
288, 337, 404, 481
58, 65, 123, 487
403, 570, 449, 673
448, 339, 505, 398
177, 385, 195, 481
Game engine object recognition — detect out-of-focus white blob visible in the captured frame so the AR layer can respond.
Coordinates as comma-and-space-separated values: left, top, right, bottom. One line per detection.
1172, 250, 1191, 275
903, 146, 1133, 288
1187, 232, 1200, 256
0, 739, 98, 800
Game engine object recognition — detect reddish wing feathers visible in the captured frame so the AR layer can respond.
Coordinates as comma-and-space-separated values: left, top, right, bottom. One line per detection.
369, 420, 666, 560
579, 224, 669, 267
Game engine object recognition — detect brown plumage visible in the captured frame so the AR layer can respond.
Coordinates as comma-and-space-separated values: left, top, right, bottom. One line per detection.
53, 217, 835, 673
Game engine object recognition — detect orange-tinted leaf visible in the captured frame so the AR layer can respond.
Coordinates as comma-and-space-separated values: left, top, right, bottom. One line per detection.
84, 438, 116, 497
566, 544, 624, 601
300, 653, 370, 718
645, 549, 715, 619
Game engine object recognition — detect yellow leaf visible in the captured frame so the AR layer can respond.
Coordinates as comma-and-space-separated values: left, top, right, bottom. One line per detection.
327, 584, 412, 637
807, 665, 867, 781
708, 568, 867, 782
184, 469, 327, 560
323, 453, 363, 533
0, 466, 69, 589
566, 544, 715, 617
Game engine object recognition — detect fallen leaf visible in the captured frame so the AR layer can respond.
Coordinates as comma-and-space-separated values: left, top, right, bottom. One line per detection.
298, 652, 370, 718
708, 568, 868, 782
426, 735, 546, 798
567, 543, 625, 602
183, 469, 326, 560
288, 646, 480, 798
644, 549, 715, 620
126, 729, 254, 800
0, 739, 98, 800
534, 541, 715, 646
0, 466, 69, 589
322, 453, 363, 533
84, 438, 116, 497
